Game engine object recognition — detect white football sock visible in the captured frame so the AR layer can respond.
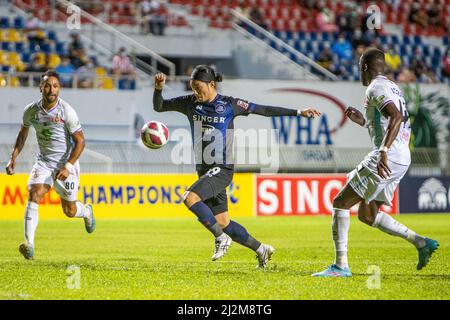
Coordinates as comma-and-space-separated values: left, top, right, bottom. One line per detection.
332, 208, 350, 269
74, 201, 90, 218
24, 201, 39, 247
256, 244, 264, 255
372, 211, 426, 248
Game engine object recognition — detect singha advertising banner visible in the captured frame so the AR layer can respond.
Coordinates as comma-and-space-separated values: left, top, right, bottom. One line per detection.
399, 176, 450, 214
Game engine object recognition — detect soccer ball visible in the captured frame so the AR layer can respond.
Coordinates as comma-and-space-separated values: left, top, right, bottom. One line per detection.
141, 121, 169, 149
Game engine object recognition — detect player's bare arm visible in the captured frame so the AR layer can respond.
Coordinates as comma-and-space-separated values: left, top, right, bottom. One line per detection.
377, 102, 403, 179
345, 106, 366, 126
6, 125, 30, 175
55, 130, 85, 181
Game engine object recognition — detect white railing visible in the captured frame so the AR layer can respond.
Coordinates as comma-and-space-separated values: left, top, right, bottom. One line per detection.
54, 0, 175, 78
231, 9, 338, 81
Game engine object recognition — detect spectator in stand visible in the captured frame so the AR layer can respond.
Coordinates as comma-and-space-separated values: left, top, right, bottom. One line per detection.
316, 45, 334, 72
68, 33, 88, 68
409, 2, 429, 29
427, 0, 443, 30
385, 45, 402, 76
410, 48, 438, 83
332, 33, 353, 64
24, 12, 46, 47
351, 29, 365, 49
336, 2, 360, 36
149, 0, 168, 36
55, 56, 76, 88
234, 0, 250, 25
22, 55, 46, 86
74, 59, 97, 89
248, 6, 268, 29
442, 48, 450, 78
112, 47, 136, 90
315, 4, 338, 33
397, 67, 417, 83
139, 0, 152, 34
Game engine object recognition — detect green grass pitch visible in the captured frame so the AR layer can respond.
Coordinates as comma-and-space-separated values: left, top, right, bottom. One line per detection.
0, 214, 449, 300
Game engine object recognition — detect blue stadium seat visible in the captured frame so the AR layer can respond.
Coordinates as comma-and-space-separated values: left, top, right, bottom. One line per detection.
285, 30, 293, 40
390, 35, 400, 45
29, 41, 40, 53
413, 35, 422, 45
47, 30, 57, 41
380, 35, 388, 45
305, 42, 313, 52
444, 37, 449, 46
41, 42, 52, 54
310, 33, 318, 41
321, 32, 330, 41
2, 65, 10, 72
298, 31, 306, 40
55, 41, 66, 55
1, 42, 12, 51
21, 52, 30, 63
14, 16, 25, 29
0, 16, 9, 28
15, 42, 24, 52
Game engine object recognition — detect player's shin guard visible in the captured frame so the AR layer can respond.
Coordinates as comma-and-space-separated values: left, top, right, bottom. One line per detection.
332, 208, 350, 269
372, 211, 426, 248
24, 201, 39, 247
223, 220, 261, 251
188, 202, 223, 237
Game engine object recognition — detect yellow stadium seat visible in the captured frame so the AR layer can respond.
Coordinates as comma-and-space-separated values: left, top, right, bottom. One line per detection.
47, 53, 61, 68
15, 61, 26, 72
102, 77, 114, 90
6, 29, 22, 43
95, 67, 107, 75
0, 30, 5, 42
0, 50, 5, 64
9, 76, 20, 87
35, 52, 46, 65
7, 52, 21, 66
0, 75, 7, 87
35, 29, 46, 40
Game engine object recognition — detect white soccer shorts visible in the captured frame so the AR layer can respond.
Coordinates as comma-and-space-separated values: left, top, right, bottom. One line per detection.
347, 154, 409, 206
27, 160, 80, 202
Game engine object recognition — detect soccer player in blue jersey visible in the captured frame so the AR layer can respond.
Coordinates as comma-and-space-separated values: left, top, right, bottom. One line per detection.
153, 65, 321, 268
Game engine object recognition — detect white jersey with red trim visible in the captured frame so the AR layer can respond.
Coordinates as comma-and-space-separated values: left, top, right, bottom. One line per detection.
22, 98, 82, 169
364, 75, 411, 166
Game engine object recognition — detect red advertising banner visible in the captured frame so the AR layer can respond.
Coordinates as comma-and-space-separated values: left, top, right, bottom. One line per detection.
256, 175, 398, 216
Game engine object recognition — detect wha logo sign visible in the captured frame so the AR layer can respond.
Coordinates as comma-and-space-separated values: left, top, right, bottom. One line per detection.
268, 88, 348, 146
418, 178, 448, 210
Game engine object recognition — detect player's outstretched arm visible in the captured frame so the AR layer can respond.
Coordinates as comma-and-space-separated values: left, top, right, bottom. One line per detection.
153, 72, 166, 112
6, 125, 29, 175
377, 102, 403, 179
345, 106, 366, 126
250, 103, 321, 118
55, 130, 85, 181
153, 72, 190, 114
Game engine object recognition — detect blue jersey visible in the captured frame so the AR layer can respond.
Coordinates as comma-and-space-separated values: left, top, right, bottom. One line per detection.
153, 90, 297, 172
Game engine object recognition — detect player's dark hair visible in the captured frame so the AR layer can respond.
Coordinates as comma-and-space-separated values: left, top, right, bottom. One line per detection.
41, 69, 60, 83
190, 65, 223, 83
362, 48, 386, 71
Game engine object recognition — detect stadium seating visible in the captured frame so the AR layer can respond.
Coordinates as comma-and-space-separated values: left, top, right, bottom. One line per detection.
0, 14, 117, 89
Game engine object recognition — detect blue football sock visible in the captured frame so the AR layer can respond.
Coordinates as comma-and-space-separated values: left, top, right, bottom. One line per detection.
188, 202, 223, 237
223, 220, 261, 251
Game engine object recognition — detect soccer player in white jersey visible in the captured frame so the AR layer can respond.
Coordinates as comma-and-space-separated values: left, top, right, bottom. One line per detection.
312, 48, 439, 277
5, 70, 96, 260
